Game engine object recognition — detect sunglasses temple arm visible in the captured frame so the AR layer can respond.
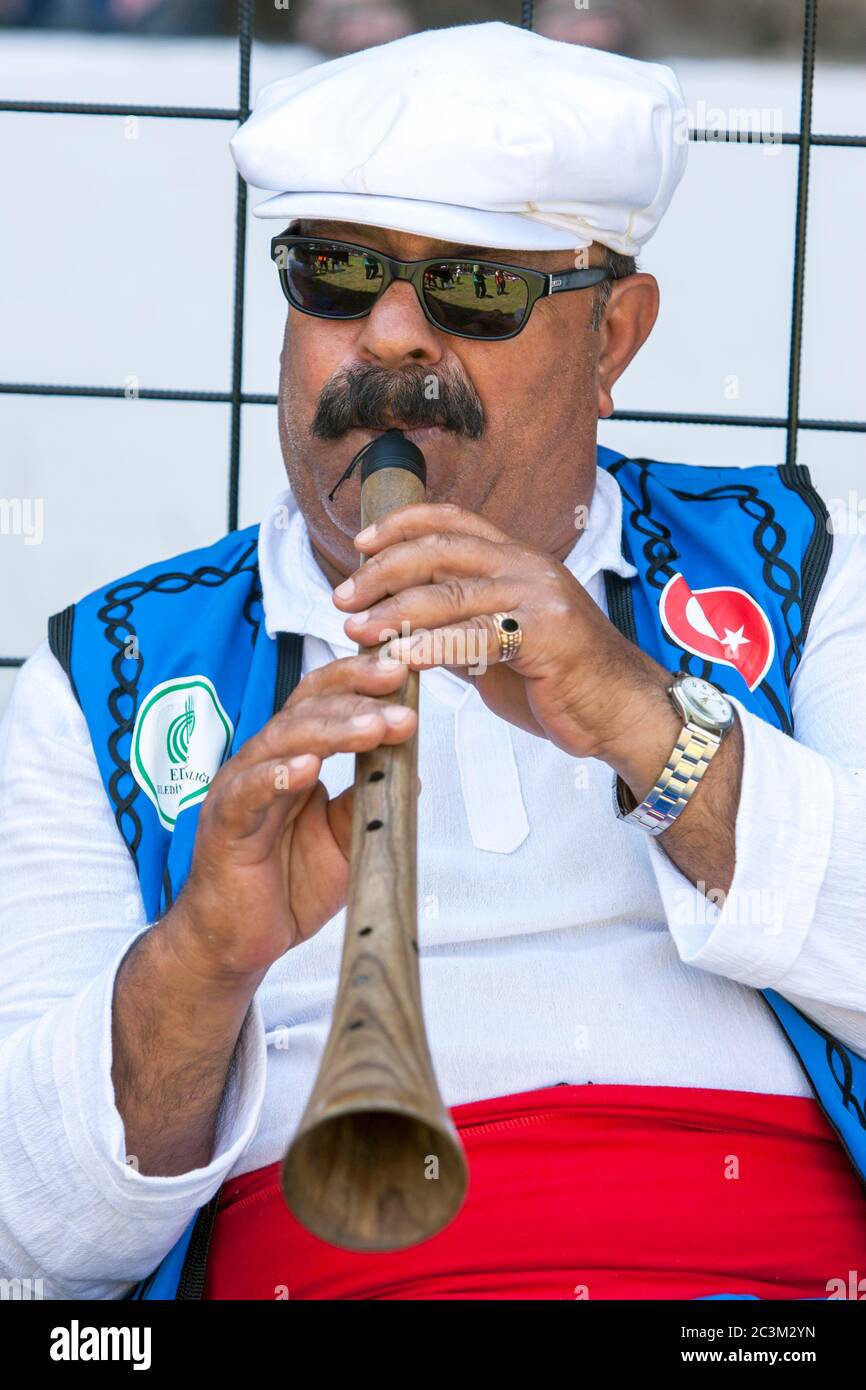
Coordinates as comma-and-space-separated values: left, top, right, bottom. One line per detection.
547, 268, 611, 295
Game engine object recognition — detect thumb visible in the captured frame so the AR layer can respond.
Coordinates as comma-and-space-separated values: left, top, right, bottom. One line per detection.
325, 774, 422, 856
325, 783, 354, 859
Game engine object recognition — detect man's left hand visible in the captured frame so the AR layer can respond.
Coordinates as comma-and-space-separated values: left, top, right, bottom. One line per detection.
332, 502, 679, 779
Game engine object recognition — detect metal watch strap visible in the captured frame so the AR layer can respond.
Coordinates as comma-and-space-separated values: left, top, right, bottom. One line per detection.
613, 723, 722, 835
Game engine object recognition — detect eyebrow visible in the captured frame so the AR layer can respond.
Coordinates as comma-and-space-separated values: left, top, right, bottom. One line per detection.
452, 245, 514, 259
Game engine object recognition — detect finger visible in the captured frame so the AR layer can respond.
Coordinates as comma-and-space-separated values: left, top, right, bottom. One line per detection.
325, 782, 354, 859
207, 751, 323, 836
213, 684, 420, 830
236, 692, 418, 768
335, 532, 529, 614
353, 502, 511, 554
228, 652, 410, 766
385, 615, 525, 674
324, 763, 424, 863
342, 575, 525, 646
283, 648, 409, 706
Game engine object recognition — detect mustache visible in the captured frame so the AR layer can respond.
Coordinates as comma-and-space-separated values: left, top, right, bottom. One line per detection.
309, 363, 485, 440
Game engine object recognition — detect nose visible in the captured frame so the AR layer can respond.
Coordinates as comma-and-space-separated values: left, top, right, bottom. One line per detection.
354, 280, 445, 369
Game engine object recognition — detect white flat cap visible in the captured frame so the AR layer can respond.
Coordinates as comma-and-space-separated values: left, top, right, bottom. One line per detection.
230, 20, 687, 256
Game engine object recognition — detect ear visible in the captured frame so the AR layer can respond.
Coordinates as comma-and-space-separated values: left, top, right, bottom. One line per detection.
596, 274, 659, 418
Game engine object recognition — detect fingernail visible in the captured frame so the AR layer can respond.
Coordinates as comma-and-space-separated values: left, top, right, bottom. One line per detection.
289, 754, 316, 770
378, 653, 403, 670
355, 525, 376, 544
382, 705, 412, 725
345, 609, 369, 626
351, 712, 379, 729
334, 578, 355, 599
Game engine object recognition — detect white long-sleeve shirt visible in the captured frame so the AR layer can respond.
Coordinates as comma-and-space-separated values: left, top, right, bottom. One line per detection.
2, 464, 866, 1299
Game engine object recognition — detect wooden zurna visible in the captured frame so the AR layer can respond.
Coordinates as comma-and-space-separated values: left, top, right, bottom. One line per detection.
281, 429, 469, 1252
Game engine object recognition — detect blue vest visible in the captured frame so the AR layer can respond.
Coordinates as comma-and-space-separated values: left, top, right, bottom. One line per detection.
48, 448, 866, 1300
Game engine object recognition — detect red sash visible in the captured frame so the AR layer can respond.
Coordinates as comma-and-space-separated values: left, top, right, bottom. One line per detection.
203, 1084, 866, 1300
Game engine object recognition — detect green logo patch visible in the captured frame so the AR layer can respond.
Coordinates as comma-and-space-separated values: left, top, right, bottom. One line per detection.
131, 676, 233, 831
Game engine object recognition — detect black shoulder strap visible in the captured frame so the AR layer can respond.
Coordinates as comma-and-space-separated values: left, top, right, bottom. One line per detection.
47, 603, 80, 704
778, 462, 833, 655
274, 631, 304, 713
174, 1196, 221, 1300
602, 572, 637, 646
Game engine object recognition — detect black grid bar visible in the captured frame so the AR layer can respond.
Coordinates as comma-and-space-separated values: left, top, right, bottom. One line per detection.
0, 100, 243, 118
690, 130, 865, 147
0, 0, 860, 673
227, 0, 253, 532
2, 99, 862, 151
1, 382, 862, 436
786, 0, 818, 469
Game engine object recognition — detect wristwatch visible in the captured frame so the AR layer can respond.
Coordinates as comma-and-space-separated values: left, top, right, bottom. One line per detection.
612, 672, 736, 835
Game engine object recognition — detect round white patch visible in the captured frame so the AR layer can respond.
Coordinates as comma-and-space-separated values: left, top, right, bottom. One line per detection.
131, 675, 233, 831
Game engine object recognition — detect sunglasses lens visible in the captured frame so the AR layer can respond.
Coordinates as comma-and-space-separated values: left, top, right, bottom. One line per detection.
422, 262, 530, 338
276, 243, 532, 339
281, 242, 384, 316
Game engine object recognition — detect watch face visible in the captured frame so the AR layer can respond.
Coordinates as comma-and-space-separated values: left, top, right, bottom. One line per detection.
678, 675, 734, 730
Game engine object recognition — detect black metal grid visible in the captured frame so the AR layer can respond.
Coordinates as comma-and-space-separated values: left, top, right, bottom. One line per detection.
1, 0, 862, 672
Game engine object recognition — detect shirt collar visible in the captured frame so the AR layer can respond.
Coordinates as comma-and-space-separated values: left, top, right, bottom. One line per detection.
258, 458, 637, 656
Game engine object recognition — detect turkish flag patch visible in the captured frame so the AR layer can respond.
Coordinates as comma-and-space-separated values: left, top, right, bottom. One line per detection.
658, 572, 775, 691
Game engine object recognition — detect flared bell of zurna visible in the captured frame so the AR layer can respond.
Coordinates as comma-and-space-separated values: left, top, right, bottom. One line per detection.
280, 729, 468, 1251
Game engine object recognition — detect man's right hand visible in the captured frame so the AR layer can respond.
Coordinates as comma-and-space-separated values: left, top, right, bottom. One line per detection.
164, 648, 416, 984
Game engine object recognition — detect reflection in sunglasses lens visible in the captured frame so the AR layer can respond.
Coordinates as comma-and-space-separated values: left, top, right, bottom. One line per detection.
287, 244, 383, 316
281, 245, 530, 338
423, 263, 529, 338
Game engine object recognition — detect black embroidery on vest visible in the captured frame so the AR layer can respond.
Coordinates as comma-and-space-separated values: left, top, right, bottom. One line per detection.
762, 997, 866, 1178
242, 567, 265, 643
605, 457, 713, 681
609, 457, 822, 736
609, 455, 678, 590
824, 1031, 866, 1135
161, 865, 174, 915
96, 541, 260, 867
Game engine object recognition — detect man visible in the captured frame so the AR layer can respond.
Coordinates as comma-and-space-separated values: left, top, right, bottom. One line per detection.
2, 22, 866, 1301
294, 0, 412, 59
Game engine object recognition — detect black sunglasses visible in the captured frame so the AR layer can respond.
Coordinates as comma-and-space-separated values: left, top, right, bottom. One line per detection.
269, 228, 611, 342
